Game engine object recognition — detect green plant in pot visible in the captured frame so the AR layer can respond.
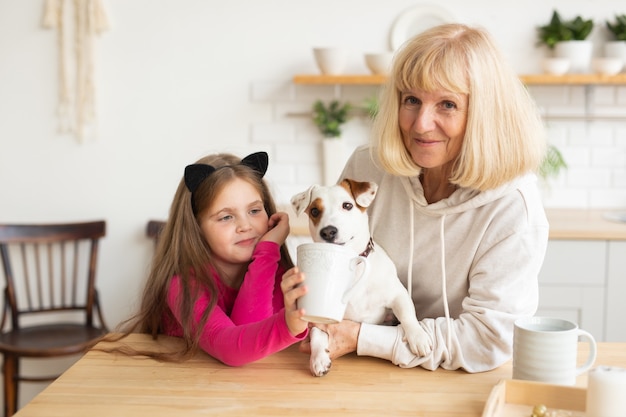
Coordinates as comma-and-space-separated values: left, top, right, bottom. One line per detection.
537, 10, 594, 73
312, 100, 351, 138
539, 144, 567, 181
537, 10, 594, 48
606, 14, 626, 41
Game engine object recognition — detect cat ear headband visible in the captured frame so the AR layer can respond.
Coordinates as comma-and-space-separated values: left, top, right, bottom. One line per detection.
184, 151, 269, 194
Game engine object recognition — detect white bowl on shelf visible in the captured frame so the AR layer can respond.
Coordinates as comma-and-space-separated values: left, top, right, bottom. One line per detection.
364, 52, 394, 75
313, 47, 347, 75
541, 58, 570, 75
592, 58, 624, 76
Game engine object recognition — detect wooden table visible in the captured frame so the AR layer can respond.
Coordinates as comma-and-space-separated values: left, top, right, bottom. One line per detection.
14, 334, 626, 417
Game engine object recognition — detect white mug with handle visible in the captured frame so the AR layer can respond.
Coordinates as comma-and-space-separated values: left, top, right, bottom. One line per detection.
513, 316, 597, 386
296, 242, 369, 324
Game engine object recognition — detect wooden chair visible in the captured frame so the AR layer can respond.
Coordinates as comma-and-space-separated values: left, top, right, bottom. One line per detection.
0, 221, 109, 416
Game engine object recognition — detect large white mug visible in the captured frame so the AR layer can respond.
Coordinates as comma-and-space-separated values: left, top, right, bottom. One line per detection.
513, 316, 597, 386
296, 242, 368, 324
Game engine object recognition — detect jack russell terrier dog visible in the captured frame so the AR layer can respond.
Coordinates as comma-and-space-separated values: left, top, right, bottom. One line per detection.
291, 179, 432, 376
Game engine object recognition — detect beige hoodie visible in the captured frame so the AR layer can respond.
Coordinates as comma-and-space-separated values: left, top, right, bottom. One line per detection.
341, 145, 549, 373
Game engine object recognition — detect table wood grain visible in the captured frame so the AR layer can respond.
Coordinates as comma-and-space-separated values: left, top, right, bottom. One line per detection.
14, 334, 626, 417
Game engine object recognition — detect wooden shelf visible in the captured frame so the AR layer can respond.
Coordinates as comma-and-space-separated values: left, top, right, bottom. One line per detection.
520, 73, 626, 85
293, 73, 626, 86
293, 74, 387, 85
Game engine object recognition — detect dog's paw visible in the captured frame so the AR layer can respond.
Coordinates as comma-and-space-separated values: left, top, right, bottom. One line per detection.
403, 324, 433, 357
310, 351, 332, 377
308, 327, 332, 376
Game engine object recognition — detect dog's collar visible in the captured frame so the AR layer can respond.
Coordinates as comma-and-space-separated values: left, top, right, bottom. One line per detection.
360, 238, 375, 258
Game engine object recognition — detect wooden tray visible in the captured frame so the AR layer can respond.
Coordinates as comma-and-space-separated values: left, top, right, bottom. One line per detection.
482, 379, 586, 417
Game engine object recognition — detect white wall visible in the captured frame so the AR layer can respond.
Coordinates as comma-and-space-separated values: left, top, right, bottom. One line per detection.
1, 0, 625, 409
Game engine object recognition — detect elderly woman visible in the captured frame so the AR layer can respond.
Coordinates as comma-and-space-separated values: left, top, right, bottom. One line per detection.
302, 23, 549, 373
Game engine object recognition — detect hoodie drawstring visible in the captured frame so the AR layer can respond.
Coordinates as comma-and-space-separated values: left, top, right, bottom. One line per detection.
407, 200, 415, 299
439, 214, 452, 349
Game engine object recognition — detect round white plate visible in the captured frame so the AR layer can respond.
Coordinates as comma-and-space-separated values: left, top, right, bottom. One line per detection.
389, 5, 456, 51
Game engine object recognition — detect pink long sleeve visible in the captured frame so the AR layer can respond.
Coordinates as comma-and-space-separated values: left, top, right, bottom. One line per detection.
163, 241, 307, 366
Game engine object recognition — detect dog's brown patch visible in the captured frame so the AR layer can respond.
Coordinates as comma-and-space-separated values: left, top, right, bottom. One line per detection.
340, 179, 368, 212
305, 197, 325, 227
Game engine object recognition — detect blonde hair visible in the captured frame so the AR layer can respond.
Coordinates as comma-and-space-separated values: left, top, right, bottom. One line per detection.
373, 23, 546, 191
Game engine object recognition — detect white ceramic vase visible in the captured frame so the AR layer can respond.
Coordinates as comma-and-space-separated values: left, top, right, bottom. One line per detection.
322, 138, 348, 186
554, 40, 593, 73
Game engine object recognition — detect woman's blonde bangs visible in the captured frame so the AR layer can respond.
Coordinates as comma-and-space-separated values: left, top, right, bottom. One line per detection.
394, 40, 469, 95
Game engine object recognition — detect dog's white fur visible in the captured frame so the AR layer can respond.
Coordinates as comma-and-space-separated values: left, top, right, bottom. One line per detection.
291, 179, 432, 376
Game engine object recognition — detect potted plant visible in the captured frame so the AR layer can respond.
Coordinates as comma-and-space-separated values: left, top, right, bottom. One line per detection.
605, 14, 626, 65
539, 144, 567, 181
312, 100, 351, 138
311, 100, 352, 185
607, 14, 626, 41
537, 10, 594, 73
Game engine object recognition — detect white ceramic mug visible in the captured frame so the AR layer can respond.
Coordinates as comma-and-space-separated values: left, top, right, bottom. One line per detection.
296, 242, 368, 324
513, 316, 597, 386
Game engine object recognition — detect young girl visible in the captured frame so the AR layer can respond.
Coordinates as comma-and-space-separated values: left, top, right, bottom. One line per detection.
106, 151, 308, 365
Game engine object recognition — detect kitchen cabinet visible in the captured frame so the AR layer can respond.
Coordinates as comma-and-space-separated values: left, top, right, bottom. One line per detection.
537, 240, 607, 341
538, 238, 626, 342
607, 241, 626, 342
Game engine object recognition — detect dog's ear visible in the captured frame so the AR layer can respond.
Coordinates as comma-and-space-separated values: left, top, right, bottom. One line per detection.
290, 186, 315, 215
343, 179, 378, 208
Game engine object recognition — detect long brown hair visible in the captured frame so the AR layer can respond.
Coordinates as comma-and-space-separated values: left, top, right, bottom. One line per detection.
98, 153, 293, 361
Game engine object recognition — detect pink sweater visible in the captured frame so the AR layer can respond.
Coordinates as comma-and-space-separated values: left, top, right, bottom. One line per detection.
163, 241, 307, 366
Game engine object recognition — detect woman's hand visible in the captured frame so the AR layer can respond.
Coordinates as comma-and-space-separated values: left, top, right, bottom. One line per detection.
281, 267, 308, 337
260, 212, 290, 245
299, 319, 361, 359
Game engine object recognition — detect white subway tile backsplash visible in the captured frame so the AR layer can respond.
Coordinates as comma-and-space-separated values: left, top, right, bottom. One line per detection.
592, 147, 626, 167
586, 124, 617, 146
592, 86, 617, 105
613, 169, 626, 187
294, 84, 339, 100
561, 147, 591, 166
616, 87, 626, 104
541, 186, 590, 208
529, 86, 569, 104
588, 189, 626, 208
566, 167, 611, 187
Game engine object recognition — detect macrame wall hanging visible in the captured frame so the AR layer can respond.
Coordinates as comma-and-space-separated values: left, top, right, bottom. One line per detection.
42, 0, 109, 142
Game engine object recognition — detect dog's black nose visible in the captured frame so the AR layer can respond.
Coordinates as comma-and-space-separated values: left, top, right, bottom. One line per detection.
320, 226, 337, 242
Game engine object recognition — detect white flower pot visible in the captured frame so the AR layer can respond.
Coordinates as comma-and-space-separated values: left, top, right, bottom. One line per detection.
322, 138, 348, 186
604, 41, 626, 73
554, 40, 593, 73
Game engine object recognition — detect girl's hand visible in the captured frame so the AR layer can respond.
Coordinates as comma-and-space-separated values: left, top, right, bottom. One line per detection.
281, 267, 308, 337
260, 212, 290, 245
298, 320, 360, 359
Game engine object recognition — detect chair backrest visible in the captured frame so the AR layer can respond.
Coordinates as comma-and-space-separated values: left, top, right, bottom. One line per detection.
0, 221, 106, 331
146, 220, 166, 247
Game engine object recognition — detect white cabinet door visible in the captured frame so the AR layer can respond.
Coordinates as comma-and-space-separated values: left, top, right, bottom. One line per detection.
538, 240, 607, 341
607, 241, 626, 342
